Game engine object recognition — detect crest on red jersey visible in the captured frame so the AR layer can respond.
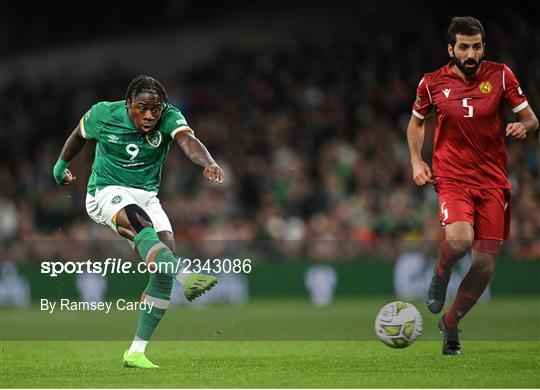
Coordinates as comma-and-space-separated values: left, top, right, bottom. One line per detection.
479, 81, 492, 94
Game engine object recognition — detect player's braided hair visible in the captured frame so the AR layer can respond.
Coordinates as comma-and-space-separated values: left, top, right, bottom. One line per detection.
125, 75, 169, 104
447, 16, 485, 46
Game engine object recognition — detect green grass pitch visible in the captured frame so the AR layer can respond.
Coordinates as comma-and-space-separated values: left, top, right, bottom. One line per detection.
1, 298, 539, 388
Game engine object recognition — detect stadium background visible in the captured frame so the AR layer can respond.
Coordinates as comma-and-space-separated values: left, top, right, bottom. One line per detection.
1, 1, 539, 388
1, 0, 539, 327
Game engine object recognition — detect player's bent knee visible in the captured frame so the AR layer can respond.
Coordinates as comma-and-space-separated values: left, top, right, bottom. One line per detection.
445, 224, 474, 255
446, 239, 473, 257
124, 204, 153, 233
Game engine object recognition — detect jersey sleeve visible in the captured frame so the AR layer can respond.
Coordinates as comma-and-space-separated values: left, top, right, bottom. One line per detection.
503, 65, 528, 113
411, 76, 433, 120
79, 102, 111, 140
160, 105, 193, 140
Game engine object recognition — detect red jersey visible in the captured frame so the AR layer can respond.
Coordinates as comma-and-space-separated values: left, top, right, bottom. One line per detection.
412, 61, 529, 189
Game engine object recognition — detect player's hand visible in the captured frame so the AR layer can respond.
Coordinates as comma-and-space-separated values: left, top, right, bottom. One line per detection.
411, 158, 433, 186
60, 169, 77, 185
203, 163, 224, 183
505, 122, 527, 140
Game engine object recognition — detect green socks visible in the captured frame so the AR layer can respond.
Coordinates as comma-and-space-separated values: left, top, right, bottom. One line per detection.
134, 227, 181, 279
133, 227, 177, 341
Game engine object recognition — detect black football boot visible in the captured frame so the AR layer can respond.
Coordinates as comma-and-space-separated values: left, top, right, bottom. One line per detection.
426, 267, 451, 314
438, 316, 462, 356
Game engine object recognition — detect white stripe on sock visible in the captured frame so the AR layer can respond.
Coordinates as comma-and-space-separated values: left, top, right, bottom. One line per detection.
143, 294, 170, 309
145, 242, 168, 263
128, 336, 148, 354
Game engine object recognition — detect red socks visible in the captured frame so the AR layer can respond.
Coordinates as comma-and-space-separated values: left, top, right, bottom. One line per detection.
435, 240, 462, 279
444, 265, 492, 327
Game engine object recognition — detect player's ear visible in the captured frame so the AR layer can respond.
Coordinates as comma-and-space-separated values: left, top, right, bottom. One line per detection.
448, 44, 454, 58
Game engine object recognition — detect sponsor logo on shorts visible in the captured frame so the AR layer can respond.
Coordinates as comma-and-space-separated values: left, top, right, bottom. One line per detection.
111, 195, 122, 205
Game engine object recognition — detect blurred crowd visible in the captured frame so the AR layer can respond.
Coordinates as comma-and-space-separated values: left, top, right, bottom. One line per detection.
1, 22, 539, 263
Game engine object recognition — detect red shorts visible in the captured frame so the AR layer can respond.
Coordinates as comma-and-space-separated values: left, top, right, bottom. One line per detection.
434, 180, 511, 254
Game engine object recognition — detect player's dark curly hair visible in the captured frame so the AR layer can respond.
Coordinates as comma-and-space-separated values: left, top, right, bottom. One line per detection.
447, 16, 485, 46
125, 75, 169, 104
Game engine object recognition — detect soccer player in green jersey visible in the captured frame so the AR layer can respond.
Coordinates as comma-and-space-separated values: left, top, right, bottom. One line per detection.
53, 75, 224, 368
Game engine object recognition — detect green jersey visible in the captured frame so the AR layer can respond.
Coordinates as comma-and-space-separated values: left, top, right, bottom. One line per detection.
80, 101, 191, 195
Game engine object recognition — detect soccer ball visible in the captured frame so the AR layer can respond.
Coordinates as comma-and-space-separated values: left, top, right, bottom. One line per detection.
374, 301, 423, 348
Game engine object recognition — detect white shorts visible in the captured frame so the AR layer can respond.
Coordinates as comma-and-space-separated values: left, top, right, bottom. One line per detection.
85, 185, 172, 234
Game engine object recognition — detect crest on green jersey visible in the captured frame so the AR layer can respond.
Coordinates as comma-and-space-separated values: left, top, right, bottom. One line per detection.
111, 195, 122, 205
145, 131, 163, 148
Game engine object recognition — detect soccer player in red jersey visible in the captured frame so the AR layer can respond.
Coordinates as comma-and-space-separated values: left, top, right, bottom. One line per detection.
406, 16, 538, 355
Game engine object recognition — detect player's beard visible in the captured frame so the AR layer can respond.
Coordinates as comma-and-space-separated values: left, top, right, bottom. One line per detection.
452, 54, 481, 77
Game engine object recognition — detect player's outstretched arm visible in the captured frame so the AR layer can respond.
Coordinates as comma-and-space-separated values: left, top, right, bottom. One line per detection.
174, 130, 224, 183
406, 114, 433, 186
505, 106, 539, 140
53, 125, 87, 185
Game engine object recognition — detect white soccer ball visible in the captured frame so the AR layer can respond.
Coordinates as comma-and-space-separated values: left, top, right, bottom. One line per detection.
374, 301, 423, 348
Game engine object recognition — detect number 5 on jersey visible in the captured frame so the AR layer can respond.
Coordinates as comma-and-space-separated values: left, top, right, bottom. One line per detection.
462, 98, 473, 118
